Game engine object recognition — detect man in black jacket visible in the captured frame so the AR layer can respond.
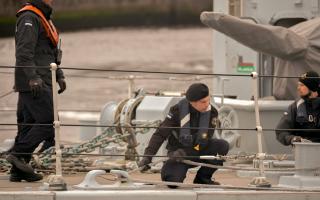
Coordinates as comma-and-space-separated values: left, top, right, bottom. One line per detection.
6, 0, 66, 182
276, 71, 320, 145
138, 83, 229, 187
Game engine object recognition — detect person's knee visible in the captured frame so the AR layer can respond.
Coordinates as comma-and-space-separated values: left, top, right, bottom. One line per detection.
212, 139, 229, 155
220, 139, 229, 155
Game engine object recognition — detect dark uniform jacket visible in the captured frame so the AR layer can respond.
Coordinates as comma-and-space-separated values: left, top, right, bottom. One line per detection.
143, 101, 219, 156
15, 0, 64, 92
276, 97, 320, 145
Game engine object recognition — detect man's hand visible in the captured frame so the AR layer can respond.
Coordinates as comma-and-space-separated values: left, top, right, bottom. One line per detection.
291, 136, 302, 144
57, 79, 66, 94
29, 78, 43, 98
137, 157, 151, 172
301, 138, 312, 143
168, 149, 187, 162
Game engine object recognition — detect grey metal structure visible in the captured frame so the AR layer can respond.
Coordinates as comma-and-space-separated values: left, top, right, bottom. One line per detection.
279, 143, 320, 188
135, 96, 181, 157
212, 0, 320, 99
213, 97, 291, 154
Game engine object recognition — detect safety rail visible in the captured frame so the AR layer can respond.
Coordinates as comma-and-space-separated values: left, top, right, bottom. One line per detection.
2, 122, 320, 132
1, 64, 317, 78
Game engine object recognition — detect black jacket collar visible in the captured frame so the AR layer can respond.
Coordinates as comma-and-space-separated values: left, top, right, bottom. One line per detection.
304, 97, 320, 110
28, 0, 52, 19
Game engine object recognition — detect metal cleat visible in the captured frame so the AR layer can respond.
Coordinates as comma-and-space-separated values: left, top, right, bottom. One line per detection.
74, 170, 154, 190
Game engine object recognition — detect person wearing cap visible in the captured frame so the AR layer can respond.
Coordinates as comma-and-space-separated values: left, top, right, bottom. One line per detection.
6, 0, 66, 182
138, 83, 229, 187
276, 71, 320, 145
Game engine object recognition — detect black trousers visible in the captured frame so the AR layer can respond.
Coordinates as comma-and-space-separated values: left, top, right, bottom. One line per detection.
10, 89, 54, 157
161, 139, 229, 184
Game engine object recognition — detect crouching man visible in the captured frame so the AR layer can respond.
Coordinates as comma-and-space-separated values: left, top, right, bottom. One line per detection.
138, 83, 229, 187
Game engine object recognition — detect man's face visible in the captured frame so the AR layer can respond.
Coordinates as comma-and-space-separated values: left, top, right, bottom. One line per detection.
190, 96, 210, 113
297, 81, 310, 97
43, 0, 53, 6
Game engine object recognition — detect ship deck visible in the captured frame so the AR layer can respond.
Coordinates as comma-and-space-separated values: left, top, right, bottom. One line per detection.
1, 170, 320, 200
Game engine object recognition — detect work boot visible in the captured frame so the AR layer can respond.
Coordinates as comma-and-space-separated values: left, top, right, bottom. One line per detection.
21, 172, 43, 182
9, 166, 43, 182
9, 166, 22, 182
10, 172, 43, 182
6, 153, 34, 174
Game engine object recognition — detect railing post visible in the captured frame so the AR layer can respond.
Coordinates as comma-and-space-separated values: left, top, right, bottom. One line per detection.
249, 72, 271, 187
45, 63, 67, 191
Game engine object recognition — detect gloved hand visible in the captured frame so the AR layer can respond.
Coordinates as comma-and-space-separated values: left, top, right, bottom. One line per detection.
168, 149, 187, 162
57, 79, 66, 94
29, 78, 43, 98
301, 138, 312, 143
291, 136, 302, 144
137, 157, 151, 172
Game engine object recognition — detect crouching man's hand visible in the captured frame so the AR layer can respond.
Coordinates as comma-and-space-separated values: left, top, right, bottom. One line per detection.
137, 157, 151, 172
290, 136, 302, 144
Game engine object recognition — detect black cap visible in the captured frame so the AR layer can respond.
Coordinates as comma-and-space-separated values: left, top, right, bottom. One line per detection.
186, 83, 209, 101
299, 71, 320, 92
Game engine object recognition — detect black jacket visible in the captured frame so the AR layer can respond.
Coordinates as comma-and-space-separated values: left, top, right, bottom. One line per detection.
14, 0, 64, 92
276, 98, 320, 145
143, 102, 219, 156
